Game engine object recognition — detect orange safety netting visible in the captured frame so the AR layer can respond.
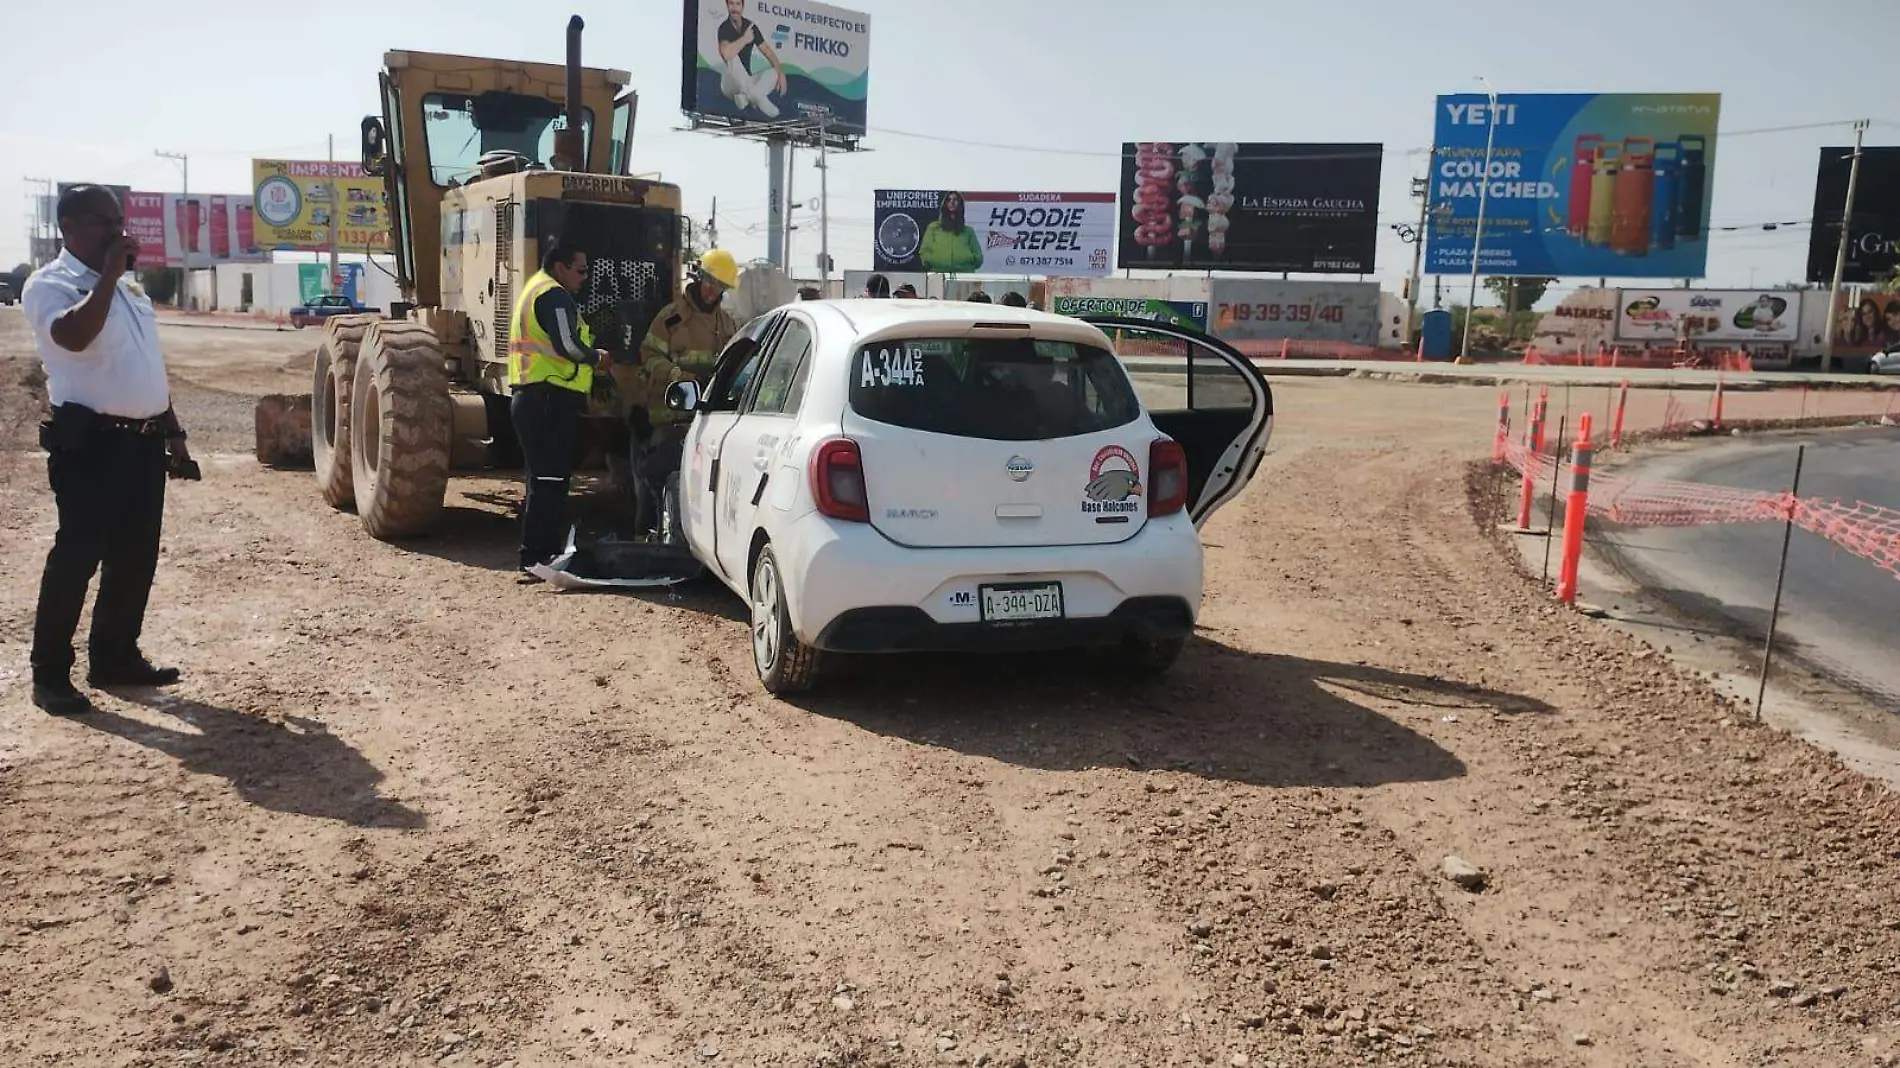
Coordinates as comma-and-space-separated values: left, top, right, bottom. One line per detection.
1498, 438, 1900, 581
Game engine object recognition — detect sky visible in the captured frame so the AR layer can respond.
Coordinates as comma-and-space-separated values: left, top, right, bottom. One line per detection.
4, 0, 1896, 305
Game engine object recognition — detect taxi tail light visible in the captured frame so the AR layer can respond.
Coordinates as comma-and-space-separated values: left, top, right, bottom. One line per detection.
812, 438, 870, 522
1149, 438, 1189, 517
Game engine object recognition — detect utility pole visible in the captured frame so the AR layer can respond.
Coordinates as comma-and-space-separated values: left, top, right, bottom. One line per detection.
818, 114, 831, 293
709, 196, 718, 249
1406, 165, 1430, 343
23, 176, 54, 266
155, 150, 189, 304
785, 141, 798, 277
328, 134, 341, 296
1821, 119, 1870, 374
1461, 77, 1499, 360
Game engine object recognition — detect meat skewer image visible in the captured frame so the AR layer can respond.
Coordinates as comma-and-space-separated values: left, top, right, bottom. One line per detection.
1206, 143, 1238, 260
1131, 142, 1177, 260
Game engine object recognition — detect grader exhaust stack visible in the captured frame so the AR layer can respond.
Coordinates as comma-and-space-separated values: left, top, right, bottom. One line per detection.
556, 15, 585, 171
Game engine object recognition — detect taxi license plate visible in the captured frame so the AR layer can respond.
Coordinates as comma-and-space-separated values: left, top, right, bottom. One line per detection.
979, 582, 1064, 623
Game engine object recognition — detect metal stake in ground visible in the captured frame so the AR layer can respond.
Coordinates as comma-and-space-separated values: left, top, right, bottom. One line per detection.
1542, 414, 1568, 584
1755, 444, 1807, 721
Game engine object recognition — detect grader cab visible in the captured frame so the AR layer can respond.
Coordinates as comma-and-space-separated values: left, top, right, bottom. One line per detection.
288, 17, 686, 540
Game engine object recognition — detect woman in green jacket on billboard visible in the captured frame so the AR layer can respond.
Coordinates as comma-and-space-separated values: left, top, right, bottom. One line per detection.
919, 191, 984, 274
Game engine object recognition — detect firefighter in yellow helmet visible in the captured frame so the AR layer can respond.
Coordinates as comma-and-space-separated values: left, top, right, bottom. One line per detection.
629, 249, 740, 526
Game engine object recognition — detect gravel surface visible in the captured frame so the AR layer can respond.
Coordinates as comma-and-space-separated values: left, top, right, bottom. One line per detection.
3, 305, 1900, 1067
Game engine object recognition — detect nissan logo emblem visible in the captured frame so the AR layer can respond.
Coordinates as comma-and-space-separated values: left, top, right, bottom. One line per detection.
1006, 456, 1034, 482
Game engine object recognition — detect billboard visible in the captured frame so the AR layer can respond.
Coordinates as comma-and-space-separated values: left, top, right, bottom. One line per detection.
1208, 279, 1381, 346
251, 160, 390, 254
681, 0, 869, 135
125, 192, 266, 269
1833, 291, 1900, 356
1051, 295, 1208, 332
1426, 93, 1721, 278
873, 190, 1114, 276
1117, 142, 1381, 274
1612, 289, 1801, 344
1807, 146, 1900, 285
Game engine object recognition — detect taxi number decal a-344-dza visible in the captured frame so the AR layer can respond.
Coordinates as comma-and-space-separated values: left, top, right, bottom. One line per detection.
860, 347, 926, 388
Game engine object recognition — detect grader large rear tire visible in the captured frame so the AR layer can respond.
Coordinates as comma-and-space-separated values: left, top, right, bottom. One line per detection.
349, 322, 452, 540
311, 314, 381, 509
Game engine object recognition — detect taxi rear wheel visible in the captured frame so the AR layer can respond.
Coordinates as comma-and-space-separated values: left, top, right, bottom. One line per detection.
751, 544, 823, 694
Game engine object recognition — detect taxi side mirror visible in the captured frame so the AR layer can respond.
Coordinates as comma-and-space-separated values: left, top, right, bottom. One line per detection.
664, 380, 701, 413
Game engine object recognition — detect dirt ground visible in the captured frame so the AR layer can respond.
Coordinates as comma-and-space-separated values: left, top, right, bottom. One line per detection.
4, 305, 1900, 1068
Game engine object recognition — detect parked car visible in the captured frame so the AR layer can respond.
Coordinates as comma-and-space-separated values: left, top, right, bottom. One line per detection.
659, 300, 1273, 693
0, 280, 17, 306
288, 293, 369, 328
1871, 343, 1900, 375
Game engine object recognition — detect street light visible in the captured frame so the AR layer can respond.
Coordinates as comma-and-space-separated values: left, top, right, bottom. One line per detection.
1460, 76, 1498, 360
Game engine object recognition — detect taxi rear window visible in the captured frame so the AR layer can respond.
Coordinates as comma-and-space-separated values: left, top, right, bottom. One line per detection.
849, 337, 1140, 441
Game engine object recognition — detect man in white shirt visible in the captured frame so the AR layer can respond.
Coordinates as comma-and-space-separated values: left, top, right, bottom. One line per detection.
24, 185, 193, 715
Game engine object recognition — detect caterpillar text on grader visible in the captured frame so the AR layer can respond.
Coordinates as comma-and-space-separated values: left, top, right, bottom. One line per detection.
268, 16, 685, 540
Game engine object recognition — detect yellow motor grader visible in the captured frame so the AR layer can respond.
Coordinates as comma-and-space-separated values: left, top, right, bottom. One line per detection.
272, 17, 685, 540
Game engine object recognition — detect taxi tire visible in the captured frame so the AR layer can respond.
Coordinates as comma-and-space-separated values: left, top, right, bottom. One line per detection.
752, 544, 823, 694
312, 314, 380, 510
349, 322, 452, 540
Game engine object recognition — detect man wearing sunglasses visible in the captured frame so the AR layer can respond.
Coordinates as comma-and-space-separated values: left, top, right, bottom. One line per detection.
22, 184, 190, 716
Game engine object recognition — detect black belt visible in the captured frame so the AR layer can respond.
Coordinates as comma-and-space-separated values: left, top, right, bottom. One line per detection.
95, 413, 169, 436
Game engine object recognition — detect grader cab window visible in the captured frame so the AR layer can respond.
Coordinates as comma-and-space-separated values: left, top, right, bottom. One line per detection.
421, 91, 594, 185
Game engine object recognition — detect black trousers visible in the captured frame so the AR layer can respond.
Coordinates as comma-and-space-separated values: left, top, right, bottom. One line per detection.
31, 429, 169, 684
511, 383, 586, 569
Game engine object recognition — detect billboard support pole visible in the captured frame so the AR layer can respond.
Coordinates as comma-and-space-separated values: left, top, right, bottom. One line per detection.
818, 115, 831, 291
1407, 167, 1429, 344
327, 135, 341, 296
766, 138, 787, 270
1821, 120, 1869, 374
1460, 78, 1498, 360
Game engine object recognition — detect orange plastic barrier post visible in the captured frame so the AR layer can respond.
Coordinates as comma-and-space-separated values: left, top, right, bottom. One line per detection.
1711, 378, 1725, 428
1515, 395, 1547, 530
1556, 412, 1595, 605
1492, 389, 1511, 465
1279, 337, 1290, 360
1611, 380, 1629, 448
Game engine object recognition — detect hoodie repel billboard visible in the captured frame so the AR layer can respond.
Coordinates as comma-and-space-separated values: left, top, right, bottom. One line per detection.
1426, 93, 1721, 278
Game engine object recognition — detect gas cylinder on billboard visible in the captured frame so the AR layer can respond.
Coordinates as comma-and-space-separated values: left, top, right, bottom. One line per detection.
237, 204, 255, 254
1611, 137, 1655, 256
1649, 142, 1680, 250
1566, 133, 1605, 237
1585, 141, 1622, 246
172, 198, 189, 258
1675, 134, 1708, 238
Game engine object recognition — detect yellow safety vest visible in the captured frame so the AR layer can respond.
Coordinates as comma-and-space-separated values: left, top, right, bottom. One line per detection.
508, 270, 595, 394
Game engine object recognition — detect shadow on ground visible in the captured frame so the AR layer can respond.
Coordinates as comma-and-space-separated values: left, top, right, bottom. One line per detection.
777, 636, 1549, 789
70, 692, 425, 829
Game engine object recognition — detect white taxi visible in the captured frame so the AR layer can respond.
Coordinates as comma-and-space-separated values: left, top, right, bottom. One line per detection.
662, 300, 1273, 693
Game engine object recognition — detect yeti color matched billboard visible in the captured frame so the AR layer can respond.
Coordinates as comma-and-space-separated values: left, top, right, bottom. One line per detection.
681, 0, 869, 135
1426, 93, 1721, 278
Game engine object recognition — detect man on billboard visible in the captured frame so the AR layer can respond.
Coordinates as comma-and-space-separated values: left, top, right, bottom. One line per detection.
919, 192, 983, 274
716, 0, 786, 119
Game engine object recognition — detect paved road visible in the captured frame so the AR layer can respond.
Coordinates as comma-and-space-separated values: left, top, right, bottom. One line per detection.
1592, 428, 1900, 705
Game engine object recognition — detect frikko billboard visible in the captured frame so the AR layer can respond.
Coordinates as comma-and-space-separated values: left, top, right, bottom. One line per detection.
1426, 93, 1720, 278
873, 191, 1115, 276
1806, 145, 1900, 285
1117, 143, 1381, 274
681, 0, 869, 135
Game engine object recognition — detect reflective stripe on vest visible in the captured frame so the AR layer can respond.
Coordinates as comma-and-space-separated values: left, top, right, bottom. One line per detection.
508, 271, 593, 394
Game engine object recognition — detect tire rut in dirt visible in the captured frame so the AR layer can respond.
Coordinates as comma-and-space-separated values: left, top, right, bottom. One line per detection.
350, 322, 451, 539
313, 314, 379, 510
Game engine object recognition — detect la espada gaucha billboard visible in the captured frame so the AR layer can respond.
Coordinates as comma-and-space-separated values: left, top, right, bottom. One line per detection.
1806, 145, 1900, 285
1612, 289, 1801, 345
1426, 93, 1721, 278
681, 0, 869, 135
873, 191, 1115, 276
1117, 143, 1381, 274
